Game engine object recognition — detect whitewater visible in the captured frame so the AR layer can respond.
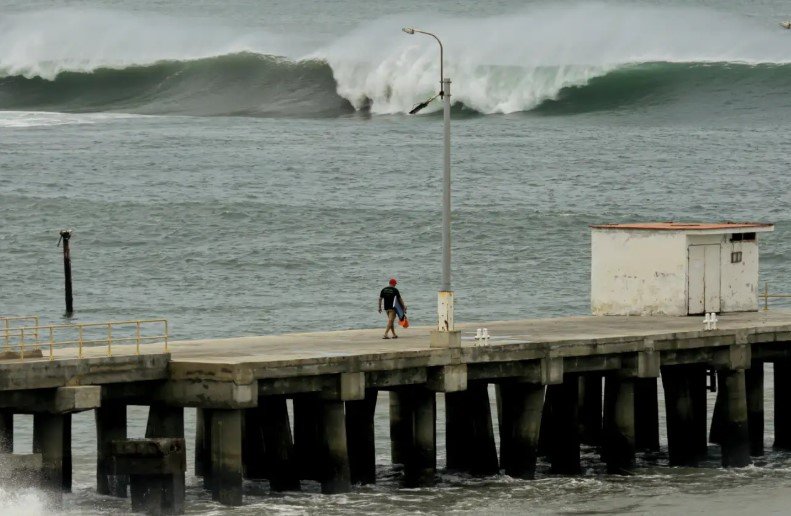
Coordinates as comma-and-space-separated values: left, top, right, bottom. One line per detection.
2, 4, 791, 117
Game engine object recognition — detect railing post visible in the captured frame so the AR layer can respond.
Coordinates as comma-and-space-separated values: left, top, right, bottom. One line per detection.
164, 320, 169, 353
20, 328, 25, 359
136, 322, 141, 356
49, 327, 55, 361
764, 282, 769, 311
33, 316, 40, 349
2, 319, 8, 353
107, 324, 113, 357
78, 326, 84, 359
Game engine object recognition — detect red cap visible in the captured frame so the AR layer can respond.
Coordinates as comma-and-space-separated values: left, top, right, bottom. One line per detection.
389, 278, 397, 286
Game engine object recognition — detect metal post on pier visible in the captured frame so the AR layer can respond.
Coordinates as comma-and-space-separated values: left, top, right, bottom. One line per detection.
58, 230, 74, 317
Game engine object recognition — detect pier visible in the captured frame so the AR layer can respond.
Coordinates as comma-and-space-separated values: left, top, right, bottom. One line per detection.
2, 311, 791, 510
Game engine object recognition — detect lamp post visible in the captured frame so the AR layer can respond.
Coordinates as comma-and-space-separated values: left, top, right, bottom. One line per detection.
402, 27, 459, 347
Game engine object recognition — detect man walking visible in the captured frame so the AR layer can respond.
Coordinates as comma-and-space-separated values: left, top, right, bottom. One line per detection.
378, 278, 406, 339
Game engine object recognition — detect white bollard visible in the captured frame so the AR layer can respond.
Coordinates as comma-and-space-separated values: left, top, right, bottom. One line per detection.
482, 328, 490, 345
475, 328, 482, 345
711, 313, 718, 330
703, 313, 711, 331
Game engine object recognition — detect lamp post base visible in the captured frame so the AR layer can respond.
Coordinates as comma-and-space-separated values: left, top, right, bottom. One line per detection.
430, 330, 461, 349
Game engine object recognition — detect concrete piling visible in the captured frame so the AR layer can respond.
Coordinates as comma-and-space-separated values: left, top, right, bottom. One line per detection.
773, 361, 791, 450
210, 409, 243, 505
662, 365, 707, 466
602, 375, 635, 474
318, 399, 352, 494
146, 405, 185, 502
243, 407, 268, 480
719, 369, 751, 468
579, 374, 603, 447
0, 410, 13, 453
544, 376, 581, 474
294, 395, 323, 480
710, 379, 724, 445
634, 378, 660, 452
260, 396, 300, 492
404, 387, 436, 487
497, 382, 544, 479
389, 390, 413, 467
194, 408, 211, 482
96, 404, 128, 497
32, 412, 66, 495
745, 363, 764, 456
445, 383, 498, 476
346, 389, 377, 485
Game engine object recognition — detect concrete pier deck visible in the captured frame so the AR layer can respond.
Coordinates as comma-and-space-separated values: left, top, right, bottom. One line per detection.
2, 311, 791, 396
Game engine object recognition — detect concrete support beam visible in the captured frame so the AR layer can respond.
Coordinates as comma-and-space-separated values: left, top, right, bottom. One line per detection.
160, 381, 257, 409
497, 382, 544, 479
294, 396, 322, 480
346, 389, 377, 485
445, 382, 498, 475
210, 409, 243, 505
579, 374, 602, 447
0, 410, 12, 453
773, 361, 791, 450
719, 369, 751, 468
602, 375, 635, 474
745, 363, 764, 456
403, 387, 436, 487
662, 365, 707, 466
321, 373, 365, 401
389, 390, 412, 467
634, 377, 660, 452
96, 404, 128, 497
33, 412, 67, 495
713, 344, 751, 371
55, 386, 101, 414
319, 399, 352, 494
261, 396, 300, 492
427, 365, 467, 393
543, 376, 581, 474
541, 357, 564, 385
622, 350, 660, 379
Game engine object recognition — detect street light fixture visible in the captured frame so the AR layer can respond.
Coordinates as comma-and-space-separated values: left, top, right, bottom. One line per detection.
402, 27, 459, 347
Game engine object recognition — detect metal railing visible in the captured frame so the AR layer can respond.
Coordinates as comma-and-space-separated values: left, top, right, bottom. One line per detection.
0, 319, 168, 360
761, 282, 791, 311
2, 316, 40, 350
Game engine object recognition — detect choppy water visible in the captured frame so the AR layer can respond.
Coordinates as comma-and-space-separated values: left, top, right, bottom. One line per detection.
2, 0, 791, 513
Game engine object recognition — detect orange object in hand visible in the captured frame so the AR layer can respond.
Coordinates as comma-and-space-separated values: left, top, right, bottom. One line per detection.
399, 317, 409, 328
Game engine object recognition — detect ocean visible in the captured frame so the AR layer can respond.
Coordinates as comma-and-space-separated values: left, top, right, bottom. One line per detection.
2, 0, 791, 513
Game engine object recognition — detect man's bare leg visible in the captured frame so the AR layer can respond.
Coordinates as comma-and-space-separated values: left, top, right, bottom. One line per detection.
385, 310, 397, 338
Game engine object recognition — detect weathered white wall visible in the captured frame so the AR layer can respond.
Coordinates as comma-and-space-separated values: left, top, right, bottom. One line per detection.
591, 229, 688, 315
720, 239, 759, 312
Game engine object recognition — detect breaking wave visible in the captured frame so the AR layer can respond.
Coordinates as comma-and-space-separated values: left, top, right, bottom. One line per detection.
2, 4, 791, 117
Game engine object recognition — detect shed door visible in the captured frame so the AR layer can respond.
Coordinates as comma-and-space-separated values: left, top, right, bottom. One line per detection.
688, 244, 721, 314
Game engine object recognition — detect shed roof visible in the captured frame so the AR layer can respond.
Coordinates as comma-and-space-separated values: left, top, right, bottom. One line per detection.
590, 222, 774, 232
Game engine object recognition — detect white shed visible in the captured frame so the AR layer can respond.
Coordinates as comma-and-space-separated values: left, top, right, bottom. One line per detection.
590, 222, 774, 316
